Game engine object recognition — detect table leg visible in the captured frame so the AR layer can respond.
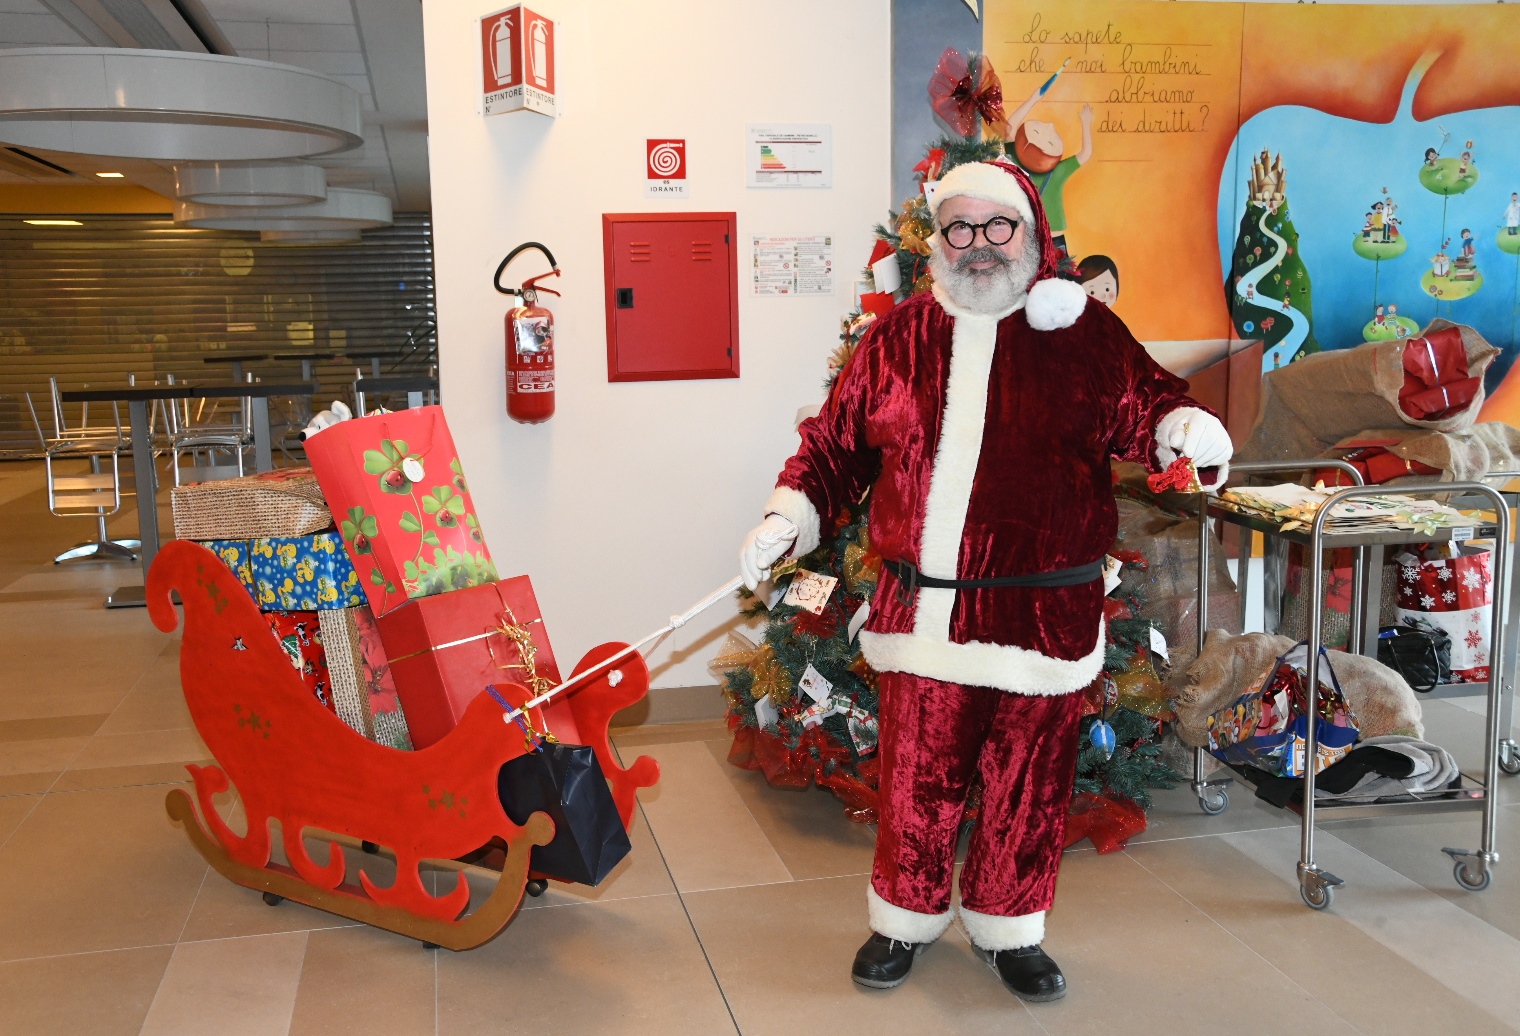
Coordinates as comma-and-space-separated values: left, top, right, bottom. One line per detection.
109, 399, 159, 609
1357, 545, 1384, 657
407, 391, 423, 409
232, 360, 245, 383
251, 397, 273, 472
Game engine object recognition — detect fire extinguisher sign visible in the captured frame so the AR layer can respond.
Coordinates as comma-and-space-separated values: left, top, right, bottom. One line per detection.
646, 139, 689, 198
481, 5, 556, 118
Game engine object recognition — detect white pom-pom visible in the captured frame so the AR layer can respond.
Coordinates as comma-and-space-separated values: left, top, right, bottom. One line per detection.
1025, 277, 1088, 331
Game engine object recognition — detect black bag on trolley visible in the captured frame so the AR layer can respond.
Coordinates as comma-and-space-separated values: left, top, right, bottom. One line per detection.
1376, 623, 1452, 693
493, 692, 632, 887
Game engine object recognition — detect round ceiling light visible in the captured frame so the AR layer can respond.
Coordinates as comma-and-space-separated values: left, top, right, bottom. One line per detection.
260, 229, 362, 245
0, 48, 363, 160
175, 187, 392, 231
175, 161, 327, 206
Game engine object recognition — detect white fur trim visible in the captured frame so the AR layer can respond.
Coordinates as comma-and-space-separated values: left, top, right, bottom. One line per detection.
1025, 277, 1088, 331
928, 161, 1035, 224
959, 906, 1045, 951
860, 621, 1105, 695
764, 485, 821, 557
868, 885, 953, 944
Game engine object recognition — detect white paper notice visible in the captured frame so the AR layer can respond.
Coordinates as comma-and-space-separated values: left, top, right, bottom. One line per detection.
752, 236, 833, 296
746, 124, 832, 188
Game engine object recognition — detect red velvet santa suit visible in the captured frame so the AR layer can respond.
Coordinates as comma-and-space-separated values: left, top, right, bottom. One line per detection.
762, 161, 1200, 950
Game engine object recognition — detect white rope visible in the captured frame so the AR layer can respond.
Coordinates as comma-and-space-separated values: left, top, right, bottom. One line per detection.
500, 575, 744, 724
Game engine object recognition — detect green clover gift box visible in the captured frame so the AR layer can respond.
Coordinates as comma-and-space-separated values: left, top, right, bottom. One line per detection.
305, 405, 497, 617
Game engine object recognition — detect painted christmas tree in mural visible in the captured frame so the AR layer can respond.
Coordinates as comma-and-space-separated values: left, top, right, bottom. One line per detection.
1227, 150, 1320, 368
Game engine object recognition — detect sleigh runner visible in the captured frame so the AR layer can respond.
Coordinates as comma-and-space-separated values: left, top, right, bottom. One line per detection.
151, 536, 670, 950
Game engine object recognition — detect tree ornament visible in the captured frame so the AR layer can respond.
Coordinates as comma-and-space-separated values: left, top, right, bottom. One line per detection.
1090, 719, 1117, 760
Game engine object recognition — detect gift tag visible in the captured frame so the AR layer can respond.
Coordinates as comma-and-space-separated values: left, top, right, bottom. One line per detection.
401, 456, 425, 482
799, 664, 833, 704
1102, 554, 1123, 596
754, 693, 779, 731
1149, 625, 1170, 662
783, 569, 838, 614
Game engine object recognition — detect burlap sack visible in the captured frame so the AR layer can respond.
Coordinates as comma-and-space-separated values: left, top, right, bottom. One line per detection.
171, 466, 331, 540
1170, 629, 1424, 748
1331, 422, 1520, 486
1238, 320, 1499, 466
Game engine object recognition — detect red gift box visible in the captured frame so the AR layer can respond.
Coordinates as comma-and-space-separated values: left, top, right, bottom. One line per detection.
305, 405, 497, 617
1399, 327, 1479, 421
262, 611, 335, 714
1314, 443, 1440, 487
376, 577, 583, 749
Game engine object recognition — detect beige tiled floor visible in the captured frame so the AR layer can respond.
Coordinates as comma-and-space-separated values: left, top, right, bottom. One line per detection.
5, 458, 1520, 1034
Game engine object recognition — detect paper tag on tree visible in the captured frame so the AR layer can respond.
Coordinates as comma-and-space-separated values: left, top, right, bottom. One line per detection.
847, 711, 878, 755
1149, 625, 1169, 662
799, 664, 833, 704
783, 569, 838, 614
754, 694, 779, 730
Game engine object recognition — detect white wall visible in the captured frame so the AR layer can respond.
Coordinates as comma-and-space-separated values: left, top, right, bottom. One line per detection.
422, 0, 891, 688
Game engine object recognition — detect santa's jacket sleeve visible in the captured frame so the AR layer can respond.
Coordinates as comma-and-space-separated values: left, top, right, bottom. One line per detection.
765, 324, 887, 557
1097, 304, 1209, 473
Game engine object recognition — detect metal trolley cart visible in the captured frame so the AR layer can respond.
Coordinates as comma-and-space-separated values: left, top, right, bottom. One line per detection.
1189, 461, 1516, 910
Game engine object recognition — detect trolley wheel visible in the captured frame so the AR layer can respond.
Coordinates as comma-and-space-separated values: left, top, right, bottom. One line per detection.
525, 878, 548, 898
361, 840, 380, 854
1198, 788, 1229, 815
422, 941, 440, 950
261, 891, 284, 907
1454, 861, 1492, 892
1500, 744, 1520, 776
1300, 882, 1333, 911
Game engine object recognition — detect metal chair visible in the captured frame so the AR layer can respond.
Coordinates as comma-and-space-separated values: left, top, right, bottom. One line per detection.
167, 373, 255, 486
27, 378, 140, 564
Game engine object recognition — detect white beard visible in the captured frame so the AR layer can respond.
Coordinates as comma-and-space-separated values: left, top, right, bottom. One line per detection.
928, 232, 1042, 316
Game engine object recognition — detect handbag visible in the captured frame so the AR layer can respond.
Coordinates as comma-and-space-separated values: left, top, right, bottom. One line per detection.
492, 690, 632, 886
1205, 643, 1360, 778
1377, 622, 1452, 692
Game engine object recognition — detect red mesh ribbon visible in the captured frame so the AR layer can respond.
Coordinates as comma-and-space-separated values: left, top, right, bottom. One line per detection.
1063, 791, 1147, 853
927, 49, 1011, 140
1400, 327, 1478, 421
735, 724, 880, 822
1147, 456, 1201, 494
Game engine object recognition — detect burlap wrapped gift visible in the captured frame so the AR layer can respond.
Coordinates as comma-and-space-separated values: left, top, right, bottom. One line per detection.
171, 466, 331, 540
1238, 320, 1498, 466
1330, 423, 1520, 487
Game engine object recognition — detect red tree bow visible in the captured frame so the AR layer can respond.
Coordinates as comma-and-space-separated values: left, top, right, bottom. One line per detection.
913, 147, 947, 188
928, 48, 1011, 140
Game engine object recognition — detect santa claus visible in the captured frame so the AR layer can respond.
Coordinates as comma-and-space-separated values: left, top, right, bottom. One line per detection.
738, 159, 1231, 1002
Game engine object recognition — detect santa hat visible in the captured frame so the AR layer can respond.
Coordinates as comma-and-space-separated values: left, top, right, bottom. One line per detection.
927, 159, 1084, 328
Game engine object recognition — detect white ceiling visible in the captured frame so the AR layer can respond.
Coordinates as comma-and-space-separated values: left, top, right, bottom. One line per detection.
0, 0, 431, 210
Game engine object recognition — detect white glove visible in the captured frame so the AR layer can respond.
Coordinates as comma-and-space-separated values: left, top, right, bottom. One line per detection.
1156, 407, 1233, 485
739, 513, 799, 591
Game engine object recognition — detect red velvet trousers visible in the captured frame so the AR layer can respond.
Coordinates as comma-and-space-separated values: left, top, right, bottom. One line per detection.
871, 670, 1083, 921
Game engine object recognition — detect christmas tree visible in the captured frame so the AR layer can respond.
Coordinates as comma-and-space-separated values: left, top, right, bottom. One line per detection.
716, 125, 1180, 847
1228, 150, 1320, 368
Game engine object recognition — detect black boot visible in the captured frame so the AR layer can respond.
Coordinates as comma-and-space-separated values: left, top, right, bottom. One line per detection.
851, 933, 925, 989
987, 944, 1067, 1002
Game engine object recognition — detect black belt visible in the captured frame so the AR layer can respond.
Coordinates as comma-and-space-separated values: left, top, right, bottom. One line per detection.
885, 558, 1103, 607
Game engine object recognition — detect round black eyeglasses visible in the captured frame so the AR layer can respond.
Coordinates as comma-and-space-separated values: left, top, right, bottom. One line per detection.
941, 216, 1019, 249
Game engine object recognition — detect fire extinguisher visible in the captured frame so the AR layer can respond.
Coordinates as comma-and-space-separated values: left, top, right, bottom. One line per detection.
493, 241, 561, 424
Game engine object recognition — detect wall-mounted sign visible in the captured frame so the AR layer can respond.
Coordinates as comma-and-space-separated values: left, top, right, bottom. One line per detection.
481, 5, 556, 118
745, 124, 832, 188
752, 235, 833, 296
646, 139, 687, 198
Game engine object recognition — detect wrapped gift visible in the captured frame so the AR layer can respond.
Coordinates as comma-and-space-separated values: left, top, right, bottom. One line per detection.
1400, 327, 1480, 422
1395, 546, 1493, 682
304, 406, 497, 616
262, 611, 335, 714
171, 466, 331, 540
317, 607, 376, 737
1206, 643, 1359, 777
377, 577, 582, 750
248, 533, 363, 611
204, 539, 257, 599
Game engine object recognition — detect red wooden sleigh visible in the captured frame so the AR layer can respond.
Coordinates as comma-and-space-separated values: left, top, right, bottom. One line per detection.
150, 540, 661, 950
